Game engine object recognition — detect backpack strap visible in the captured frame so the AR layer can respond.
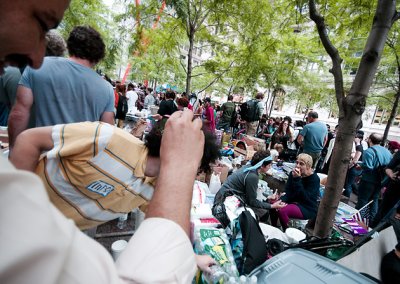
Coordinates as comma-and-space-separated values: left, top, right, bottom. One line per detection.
370, 147, 381, 168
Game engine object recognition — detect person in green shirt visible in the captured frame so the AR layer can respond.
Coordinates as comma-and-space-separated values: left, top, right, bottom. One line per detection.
217, 95, 235, 132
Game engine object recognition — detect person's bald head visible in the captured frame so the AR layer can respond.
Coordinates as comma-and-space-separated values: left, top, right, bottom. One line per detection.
0, 0, 70, 74
368, 133, 383, 146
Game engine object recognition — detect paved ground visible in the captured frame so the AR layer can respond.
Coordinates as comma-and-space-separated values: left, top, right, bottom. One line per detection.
91, 213, 137, 255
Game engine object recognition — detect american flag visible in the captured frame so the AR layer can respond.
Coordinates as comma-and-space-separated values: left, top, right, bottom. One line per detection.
352, 200, 373, 227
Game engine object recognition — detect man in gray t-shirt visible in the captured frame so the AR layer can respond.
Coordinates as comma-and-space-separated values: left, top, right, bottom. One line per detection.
8, 26, 114, 150
297, 111, 328, 168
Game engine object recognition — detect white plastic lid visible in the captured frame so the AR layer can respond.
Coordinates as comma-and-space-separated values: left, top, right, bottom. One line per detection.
111, 240, 128, 252
285, 228, 306, 244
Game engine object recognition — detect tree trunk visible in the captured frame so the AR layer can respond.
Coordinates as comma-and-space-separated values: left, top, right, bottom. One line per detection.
383, 91, 400, 143
382, 51, 400, 144
269, 91, 276, 117
311, 0, 397, 238
185, 26, 195, 96
265, 88, 272, 116
228, 85, 234, 95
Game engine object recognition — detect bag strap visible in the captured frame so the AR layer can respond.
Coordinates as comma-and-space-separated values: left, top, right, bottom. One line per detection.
370, 147, 381, 168
239, 170, 252, 211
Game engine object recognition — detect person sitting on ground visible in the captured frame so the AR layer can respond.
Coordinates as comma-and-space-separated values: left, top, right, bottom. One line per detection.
270, 119, 293, 150
270, 143, 284, 161
270, 153, 320, 231
10, 120, 220, 230
260, 117, 276, 148
212, 150, 286, 226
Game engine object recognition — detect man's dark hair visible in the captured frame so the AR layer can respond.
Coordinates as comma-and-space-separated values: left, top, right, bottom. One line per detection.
145, 125, 221, 173
369, 133, 383, 145
45, 30, 66, 57
307, 111, 318, 119
127, 83, 134, 90
165, 90, 176, 99
255, 92, 264, 100
67, 26, 105, 64
227, 95, 233, 101
250, 150, 271, 166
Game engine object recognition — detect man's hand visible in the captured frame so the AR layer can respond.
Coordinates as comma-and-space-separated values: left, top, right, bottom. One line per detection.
146, 109, 204, 236
160, 109, 204, 172
195, 254, 216, 273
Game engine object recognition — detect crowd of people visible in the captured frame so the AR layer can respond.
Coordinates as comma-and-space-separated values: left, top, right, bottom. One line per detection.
1, 0, 400, 282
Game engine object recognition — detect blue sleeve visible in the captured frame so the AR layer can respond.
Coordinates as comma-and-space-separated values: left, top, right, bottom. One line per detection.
362, 149, 375, 171
300, 125, 308, 137
19, 67, 33, 89
105, 84, 115, 112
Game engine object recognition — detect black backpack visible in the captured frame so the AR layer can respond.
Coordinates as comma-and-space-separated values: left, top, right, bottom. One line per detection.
118, 94, 128, 114
239, 100, 258, 122
232, 209, 268, 275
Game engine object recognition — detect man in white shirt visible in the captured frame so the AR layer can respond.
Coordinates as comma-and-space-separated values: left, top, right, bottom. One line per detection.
0, 1, 205, 282
126, 83, 138, 114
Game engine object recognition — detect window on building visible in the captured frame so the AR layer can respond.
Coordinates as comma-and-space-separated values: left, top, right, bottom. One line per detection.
372, 108, 399, 126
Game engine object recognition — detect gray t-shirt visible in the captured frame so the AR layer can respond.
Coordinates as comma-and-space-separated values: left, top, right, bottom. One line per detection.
300, 121, 328, 153
19, 57, 114, 127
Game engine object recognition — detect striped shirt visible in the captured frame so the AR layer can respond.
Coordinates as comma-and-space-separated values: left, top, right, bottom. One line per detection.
36, 122, 155, 230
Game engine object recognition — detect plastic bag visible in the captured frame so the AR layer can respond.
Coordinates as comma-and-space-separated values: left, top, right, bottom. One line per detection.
209, 172, 222, 194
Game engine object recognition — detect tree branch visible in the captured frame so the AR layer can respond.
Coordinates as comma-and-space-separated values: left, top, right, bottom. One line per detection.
197, 61, 234, 94
392, 10, 400, 24
179, 58, 188, 75
309, 0, 344, 114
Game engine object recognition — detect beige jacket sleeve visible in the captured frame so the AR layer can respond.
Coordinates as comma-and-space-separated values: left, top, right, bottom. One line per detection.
0, 157, 196, 284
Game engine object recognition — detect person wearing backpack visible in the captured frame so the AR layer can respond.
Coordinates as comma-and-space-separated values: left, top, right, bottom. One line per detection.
356, 133, 392, 222
241, 92, 264, 137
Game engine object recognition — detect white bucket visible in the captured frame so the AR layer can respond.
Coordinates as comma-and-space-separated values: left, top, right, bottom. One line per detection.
285, 228, 306, 244
111, 240, 128, 261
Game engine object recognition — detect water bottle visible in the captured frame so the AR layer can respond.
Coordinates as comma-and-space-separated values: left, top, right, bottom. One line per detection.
227, 276, 238, 283
117, 213, 128, 229
239, 275, 247, 283
249, 275, 257, 283
202, 265, 229, 283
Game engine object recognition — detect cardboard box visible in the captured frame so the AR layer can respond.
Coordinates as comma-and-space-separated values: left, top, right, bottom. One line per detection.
242, 135, 266, 151
234, 145, 256, 161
